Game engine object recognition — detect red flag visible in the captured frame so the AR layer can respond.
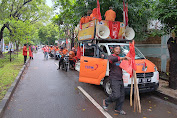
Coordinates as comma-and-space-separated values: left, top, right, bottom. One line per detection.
119, 40, 137, 77
76, 46, 81, 59
97, 0, 102, 21
80, 21, 82, 29
66, 39, 68, 44
123, 0, 128, 26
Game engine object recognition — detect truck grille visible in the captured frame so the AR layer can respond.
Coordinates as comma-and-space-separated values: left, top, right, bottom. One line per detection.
136, 72, 154, 78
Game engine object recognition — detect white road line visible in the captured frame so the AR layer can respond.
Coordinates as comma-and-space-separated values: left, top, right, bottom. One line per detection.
77, 86, 113, 118
55, 63, 59, 67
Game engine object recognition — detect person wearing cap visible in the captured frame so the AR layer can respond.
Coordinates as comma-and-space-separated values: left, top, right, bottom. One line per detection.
104, 6, 116, 21
103, 45, 130, 115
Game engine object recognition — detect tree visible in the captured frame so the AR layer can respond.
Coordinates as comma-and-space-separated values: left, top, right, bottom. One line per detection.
155, 0, 177, 89
38, 24, 59, 45
0, 0, 51, 56
53, 0, 156, 42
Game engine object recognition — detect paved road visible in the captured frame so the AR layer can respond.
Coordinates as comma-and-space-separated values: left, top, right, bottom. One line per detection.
2, 50, 177, 118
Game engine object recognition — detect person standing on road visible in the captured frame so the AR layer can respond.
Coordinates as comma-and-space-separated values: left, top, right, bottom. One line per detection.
29, 45, 33, 60
43, 45, 49, 60
23, 44, 28, 64
103, 45, 130, 115
69, 47, 76, 69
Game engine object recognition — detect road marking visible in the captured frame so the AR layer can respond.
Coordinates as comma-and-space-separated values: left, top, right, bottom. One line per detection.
55, 63, 59, 67
77, 86, 113, 118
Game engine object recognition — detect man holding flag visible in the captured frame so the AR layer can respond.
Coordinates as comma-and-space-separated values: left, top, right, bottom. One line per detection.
103, 45, 130, 115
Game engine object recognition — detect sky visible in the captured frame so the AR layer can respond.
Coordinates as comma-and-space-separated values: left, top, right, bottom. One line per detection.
46, 0, 53, 8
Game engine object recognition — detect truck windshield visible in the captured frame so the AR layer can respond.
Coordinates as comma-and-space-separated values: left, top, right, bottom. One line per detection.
108, 45, 145, 59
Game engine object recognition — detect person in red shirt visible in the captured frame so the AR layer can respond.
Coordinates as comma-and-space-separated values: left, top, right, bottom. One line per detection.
29, 45, 33, 60
104, 7, 116, 21
23, 44, 28, 64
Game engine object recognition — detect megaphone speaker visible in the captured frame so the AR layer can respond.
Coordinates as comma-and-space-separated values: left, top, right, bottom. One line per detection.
125, 27, 135, 40
98, 26, 110, 39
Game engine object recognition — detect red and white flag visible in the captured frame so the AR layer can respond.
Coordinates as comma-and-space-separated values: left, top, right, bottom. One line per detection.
123, 0, 128, 26
97, 0, 102, 21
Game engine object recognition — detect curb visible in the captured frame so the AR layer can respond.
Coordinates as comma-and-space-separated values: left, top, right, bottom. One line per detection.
0, 58, 30, 118
154, 90, 177, 105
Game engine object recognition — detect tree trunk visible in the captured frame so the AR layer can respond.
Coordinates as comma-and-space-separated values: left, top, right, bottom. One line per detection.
169, 37, 177, 90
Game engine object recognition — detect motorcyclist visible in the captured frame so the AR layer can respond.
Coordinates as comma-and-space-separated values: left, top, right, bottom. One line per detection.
57, 47, 68, 70
49, 45, 54, 57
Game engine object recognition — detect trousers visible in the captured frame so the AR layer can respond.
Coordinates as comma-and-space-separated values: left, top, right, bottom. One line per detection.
24, 56, 27, 64
105, 79, 125, 111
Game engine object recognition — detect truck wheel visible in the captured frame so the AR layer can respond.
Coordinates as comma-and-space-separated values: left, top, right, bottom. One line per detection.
103, 77, 112, 96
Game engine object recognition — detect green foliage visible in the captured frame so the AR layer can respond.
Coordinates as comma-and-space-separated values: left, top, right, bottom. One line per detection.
0, 0, 52, 46
53, 0, 157, 41
155, 0, 177, 33
38, 23, 59, 45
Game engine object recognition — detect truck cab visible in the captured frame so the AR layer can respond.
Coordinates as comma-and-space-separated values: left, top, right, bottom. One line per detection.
76, 41, 159, 96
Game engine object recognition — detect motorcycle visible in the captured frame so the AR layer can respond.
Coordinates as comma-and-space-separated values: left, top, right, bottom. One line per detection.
49, 50, 54, 58
60, 55, 70, 72
55, 51, 60, 60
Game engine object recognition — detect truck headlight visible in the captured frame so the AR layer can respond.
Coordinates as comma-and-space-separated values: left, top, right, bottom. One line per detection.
154, 66, 157, 71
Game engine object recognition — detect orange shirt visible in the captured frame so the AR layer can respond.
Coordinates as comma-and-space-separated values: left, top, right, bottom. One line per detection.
69, 51, 75, 60
104, 9, 116, 21
50, 47, 54, 51
55, 48, 59, 52
84, 16, 91, 23
23, 46, 27, 56
90, 8, 97, 20
80, 17, 85, 24
62, 49, 68, 55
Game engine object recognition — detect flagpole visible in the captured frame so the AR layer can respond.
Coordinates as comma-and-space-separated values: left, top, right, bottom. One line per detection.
133, 70, 141, 113
130, 76, 133, 106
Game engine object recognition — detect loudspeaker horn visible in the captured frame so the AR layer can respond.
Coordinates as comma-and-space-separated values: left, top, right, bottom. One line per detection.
98, 25, 110, 39
125, 27, 135, 40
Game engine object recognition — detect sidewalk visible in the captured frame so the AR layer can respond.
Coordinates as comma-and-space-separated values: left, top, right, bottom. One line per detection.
157, 79, 177, 101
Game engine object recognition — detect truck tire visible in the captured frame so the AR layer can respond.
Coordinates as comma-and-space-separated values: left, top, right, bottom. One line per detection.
103, 77, 112, 96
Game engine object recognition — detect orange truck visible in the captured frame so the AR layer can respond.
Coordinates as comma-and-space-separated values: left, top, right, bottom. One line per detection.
75, 19, 159, 96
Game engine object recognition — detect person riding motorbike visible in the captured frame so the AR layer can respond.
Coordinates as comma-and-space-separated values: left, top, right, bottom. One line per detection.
57, 47, 68, 70
49, 45, 54, 57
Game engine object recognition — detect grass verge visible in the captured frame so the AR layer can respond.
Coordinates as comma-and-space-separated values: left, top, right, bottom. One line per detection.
0, 50, 24, 101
